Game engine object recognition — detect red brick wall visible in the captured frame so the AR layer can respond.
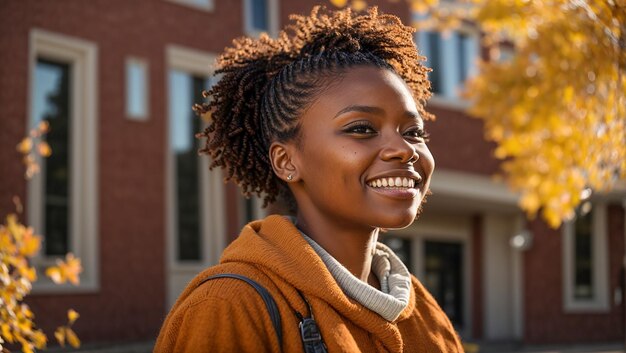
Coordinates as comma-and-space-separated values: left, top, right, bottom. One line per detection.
426, 105, 500, 176
524, 205, 624, 343
0, 0, 243, 344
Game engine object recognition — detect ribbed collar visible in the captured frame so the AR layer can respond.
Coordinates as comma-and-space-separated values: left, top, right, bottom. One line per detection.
299, 231, 411, 321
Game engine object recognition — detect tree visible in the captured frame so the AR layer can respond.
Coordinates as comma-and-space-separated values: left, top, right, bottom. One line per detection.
1, 122, 82, 353
331, 0, 626, 228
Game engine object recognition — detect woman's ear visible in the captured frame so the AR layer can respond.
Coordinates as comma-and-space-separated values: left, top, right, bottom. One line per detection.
269, 142, 299, 183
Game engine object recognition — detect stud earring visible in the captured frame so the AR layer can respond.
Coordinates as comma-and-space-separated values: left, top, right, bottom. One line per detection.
287, 174, 293, 181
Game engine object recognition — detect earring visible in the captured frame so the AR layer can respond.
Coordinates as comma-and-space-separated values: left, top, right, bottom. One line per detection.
287, 174, 293, 181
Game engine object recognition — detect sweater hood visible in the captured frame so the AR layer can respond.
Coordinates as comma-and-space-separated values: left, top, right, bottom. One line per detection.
219, 215, 418, 351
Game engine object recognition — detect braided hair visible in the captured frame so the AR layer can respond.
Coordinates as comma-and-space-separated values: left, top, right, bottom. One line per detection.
194, 6, 432, 207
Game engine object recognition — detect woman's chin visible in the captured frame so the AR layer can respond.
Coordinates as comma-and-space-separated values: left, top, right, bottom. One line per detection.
373, 210, 419, 230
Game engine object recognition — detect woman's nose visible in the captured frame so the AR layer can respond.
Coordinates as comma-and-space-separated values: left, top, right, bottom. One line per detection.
379, 134, 419, 164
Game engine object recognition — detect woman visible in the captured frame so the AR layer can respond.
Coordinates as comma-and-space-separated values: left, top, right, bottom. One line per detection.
155, 6, 463, 353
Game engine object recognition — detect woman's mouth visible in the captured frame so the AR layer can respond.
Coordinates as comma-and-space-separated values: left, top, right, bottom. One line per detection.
367, 176, 418, 189
366, 176, 423, 200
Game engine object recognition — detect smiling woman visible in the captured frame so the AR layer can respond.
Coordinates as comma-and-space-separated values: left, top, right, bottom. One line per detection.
154, 6, 462, 353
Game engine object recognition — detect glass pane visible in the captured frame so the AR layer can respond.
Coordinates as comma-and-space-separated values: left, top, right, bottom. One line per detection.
458, 33, 478, 84
126, 60, 147, 118
35, 59, 71, 256
424, 241, 464, 328
251, 0, 269, 31
169, 70, 207, 261
574, 212, 593, 299
426, 32, 442, 94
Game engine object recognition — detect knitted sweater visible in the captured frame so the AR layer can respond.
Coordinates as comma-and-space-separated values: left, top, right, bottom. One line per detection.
154, 215, 463, 353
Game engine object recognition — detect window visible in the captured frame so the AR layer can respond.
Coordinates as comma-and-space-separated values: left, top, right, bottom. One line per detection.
166, 45, 224, 267
28, 29, 99, 292
166, 45, 225, 307
126, 58, 149, 120
562, 203, 609, 312
169, 70, 208, 261
381, 236, 413, 269
244, 0, 279, 37
33, 60, 71, 256
424, 240, 464, 328
416, 30, 478, 99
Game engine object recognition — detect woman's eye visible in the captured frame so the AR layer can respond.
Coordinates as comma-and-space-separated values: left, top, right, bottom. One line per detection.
405, 129, 430, 142
345, 123, 376, 135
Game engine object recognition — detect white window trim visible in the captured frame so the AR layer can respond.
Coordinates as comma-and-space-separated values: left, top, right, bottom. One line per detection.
164, 0, 214, 12
165, 45, 224, 273
562, 202, 610, 312
430, 169, 519, 206
243, 0, 280, 37
28, 29, 99, 294
125, 57, 150, 121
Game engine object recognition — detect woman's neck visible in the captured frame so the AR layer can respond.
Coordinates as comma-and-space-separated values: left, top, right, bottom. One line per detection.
295, 213, 380, 287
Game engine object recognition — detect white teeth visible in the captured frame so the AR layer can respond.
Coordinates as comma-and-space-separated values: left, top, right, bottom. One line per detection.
368, 177, 419, 188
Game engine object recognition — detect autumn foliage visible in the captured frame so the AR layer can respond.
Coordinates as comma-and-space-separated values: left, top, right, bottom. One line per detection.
331, 0, 626, 227
1, 122, 82, 353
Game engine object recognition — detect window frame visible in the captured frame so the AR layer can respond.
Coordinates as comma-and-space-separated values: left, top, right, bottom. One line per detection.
27, 29, 99, 293
243, 0, 279, 37
562, 202, 610, 312
165, 45, 224, 272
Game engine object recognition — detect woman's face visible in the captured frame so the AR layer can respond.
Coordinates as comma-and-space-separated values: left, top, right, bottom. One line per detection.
288, 66, 435, 230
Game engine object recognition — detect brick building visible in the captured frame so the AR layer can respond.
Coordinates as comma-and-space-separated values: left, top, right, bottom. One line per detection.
0, 0, 624, 348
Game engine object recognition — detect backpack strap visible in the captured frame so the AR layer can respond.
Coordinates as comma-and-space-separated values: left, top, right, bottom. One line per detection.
199, 273, 283, 351
295, 291, 328, 353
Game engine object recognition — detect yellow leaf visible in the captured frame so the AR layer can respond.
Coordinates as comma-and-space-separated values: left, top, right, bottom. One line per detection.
329, 0, 348, 8
32, 330, 47, 349
61, 253, 82, 285
37, 141, 52, 157
37, 120, 50, 134
1, 323, 13, 343
23, 342, 34, 353
66, 328, 80, 348
351, 0, 367, 11
46, 253, 82, 285
19, 229, 40, 257
16, 138, 32, 154
54, 327, 66, 347
68, 309, 80, 325
46, 267, 62, 284
411, 0, 430, 14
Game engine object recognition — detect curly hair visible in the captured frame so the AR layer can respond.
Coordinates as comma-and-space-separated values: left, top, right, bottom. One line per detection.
194, 6, 432, 207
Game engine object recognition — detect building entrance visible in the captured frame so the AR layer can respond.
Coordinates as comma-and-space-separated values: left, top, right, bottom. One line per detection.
424, 240, 464, 328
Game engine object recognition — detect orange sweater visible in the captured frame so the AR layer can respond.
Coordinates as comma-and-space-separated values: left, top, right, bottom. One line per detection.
154, 215, 463, 353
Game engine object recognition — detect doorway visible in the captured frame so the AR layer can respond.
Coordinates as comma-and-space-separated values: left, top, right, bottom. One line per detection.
424, 240, 464, 329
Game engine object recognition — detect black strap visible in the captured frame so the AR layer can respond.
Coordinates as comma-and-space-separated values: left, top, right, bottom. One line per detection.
199, 274, 283, 351
296, 292, 328, 353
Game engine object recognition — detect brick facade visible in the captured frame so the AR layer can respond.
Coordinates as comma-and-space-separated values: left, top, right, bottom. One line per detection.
0, 0, 623, 347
